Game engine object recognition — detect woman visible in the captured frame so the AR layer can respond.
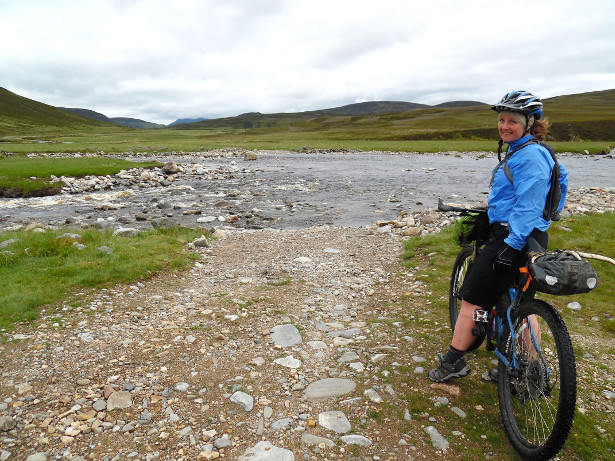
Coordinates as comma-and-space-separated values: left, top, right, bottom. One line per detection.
429, 90, 568, 383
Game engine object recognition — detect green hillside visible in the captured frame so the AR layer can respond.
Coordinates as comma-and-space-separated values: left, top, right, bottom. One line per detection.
0, 86, 613, 153
173, 89, 615, 142
0, 87, 124, 136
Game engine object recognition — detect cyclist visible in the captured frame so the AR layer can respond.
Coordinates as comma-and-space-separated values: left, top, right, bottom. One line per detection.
429, 90, 568, 383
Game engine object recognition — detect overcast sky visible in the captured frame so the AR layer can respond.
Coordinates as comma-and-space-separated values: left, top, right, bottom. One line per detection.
1, 0, 614, 125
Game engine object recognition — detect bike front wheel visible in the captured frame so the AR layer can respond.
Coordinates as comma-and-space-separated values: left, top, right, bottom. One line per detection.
497, 299, 576, 460
449, 246, 484, 351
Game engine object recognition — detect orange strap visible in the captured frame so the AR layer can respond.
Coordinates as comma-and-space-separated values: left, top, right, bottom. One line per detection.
519, 266, 532, 292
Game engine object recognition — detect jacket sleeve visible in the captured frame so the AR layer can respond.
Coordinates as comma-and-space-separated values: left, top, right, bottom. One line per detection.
504, 147, 553, 250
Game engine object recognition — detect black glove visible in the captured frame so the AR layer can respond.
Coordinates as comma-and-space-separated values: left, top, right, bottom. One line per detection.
493, 244, 520, 274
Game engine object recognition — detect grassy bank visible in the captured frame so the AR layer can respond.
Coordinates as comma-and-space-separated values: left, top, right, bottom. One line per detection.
0, 226, 204, 332
0, 155, 161, 196
399, 212, 615, 459
1, 129, 612, 155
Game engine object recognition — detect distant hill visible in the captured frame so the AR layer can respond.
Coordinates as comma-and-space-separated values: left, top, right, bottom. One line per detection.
435, 101, 487, 108
110, 117, 165, 129
2, 86, 614, 142
0, 87, 117, 135
168, 117, 208, 127
61, 107, 164, 129
175, 100, 447, 130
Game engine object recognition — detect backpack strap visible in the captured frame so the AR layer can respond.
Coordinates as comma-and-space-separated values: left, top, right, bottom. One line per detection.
490, 138, 536, 187
492, 139, 561, 220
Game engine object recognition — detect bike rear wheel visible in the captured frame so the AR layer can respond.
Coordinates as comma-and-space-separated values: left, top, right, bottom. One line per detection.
497, 299, 576, 460
449, 246, 484, 351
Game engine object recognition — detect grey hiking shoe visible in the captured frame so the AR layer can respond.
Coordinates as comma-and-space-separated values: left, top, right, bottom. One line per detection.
428, 355, 470, 383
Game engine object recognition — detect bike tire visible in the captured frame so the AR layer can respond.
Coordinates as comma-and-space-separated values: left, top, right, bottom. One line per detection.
497, 299, 576, 461
449, 246, 484, 351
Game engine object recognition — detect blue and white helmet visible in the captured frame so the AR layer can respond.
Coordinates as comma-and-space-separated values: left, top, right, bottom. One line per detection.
491, 90, 543, 119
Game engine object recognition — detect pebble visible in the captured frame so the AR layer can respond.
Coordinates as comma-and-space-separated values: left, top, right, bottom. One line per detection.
273, 355, 302, 369
301, 433, 335, 446
340, 434, 373, 446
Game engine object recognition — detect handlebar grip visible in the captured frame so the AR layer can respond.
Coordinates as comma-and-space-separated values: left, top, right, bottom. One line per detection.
437, 199, 464, 212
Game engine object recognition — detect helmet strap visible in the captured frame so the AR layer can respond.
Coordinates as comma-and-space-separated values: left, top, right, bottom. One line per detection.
497, 139, 504, 161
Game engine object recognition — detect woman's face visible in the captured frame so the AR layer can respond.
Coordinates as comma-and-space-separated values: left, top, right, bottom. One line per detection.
498, 113, 525, 143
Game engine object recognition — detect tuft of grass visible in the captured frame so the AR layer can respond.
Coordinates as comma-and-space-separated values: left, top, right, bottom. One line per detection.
0, 155, 161, 195
0, 226, 204, 332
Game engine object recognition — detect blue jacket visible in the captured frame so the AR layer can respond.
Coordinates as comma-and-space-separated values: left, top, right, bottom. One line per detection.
488, 135, 568, 250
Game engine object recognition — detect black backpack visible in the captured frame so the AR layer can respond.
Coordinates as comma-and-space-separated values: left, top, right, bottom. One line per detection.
493, 139, 562, 221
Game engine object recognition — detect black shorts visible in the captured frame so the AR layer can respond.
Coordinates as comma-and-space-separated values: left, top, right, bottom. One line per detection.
459, 224, 548, 309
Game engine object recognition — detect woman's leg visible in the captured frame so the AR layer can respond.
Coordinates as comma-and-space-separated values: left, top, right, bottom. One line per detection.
428, 299, 478, 382
451, 300, 481, 350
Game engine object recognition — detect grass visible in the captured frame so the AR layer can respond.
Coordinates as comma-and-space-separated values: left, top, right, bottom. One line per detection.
398, 212, 615, 460
0, 155, 161, 195
1, 129, 612, 155
0, 226, 204, 332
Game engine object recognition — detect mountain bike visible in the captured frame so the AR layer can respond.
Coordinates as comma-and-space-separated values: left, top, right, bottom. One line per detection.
438, 199, 576, 461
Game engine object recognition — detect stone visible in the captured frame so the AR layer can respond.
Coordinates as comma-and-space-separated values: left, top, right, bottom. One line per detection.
349, 362, 365, 372
270, 324, 302, 347
340, 434, 372, 446
567, 302, 582, 311
326, 328, 362, 338
230, 391, 254, 411
271, 418, 294, 430
304, 378, 356, 400
193, 236, 210, 247
274, 355, 302, 369
214, 436, 231, 448
25, 454, 47, 461
0, 416, 16, 432
337, 351, 359, 363
112, 227, 140, 237
240, 441, 295, 460
93, 400, 107, 411
162, 162, 180, 174
364, 388, 382, 403
318, 411, 351, 433
425, 425, 450, 450
301, 433, 335, 446
107, 391, 132, 410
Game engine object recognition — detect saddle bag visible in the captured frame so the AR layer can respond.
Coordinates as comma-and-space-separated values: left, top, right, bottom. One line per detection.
452, 211, 490, 247
529, 250, 598, 296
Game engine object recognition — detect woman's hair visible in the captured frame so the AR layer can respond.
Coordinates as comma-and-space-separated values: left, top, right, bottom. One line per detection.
530, 117, 550, 140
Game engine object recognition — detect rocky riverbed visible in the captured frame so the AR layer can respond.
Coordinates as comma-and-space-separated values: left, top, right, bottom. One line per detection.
1, 150, 615, 461
1, 149, 615, 233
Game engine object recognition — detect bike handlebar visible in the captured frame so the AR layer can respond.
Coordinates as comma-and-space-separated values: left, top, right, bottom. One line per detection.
437, 198, 488, 214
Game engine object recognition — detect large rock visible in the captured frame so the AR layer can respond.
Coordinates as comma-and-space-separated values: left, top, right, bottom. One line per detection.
270, 324, 302, 348
304, 378, 356, 400
318, 411, 351, 433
